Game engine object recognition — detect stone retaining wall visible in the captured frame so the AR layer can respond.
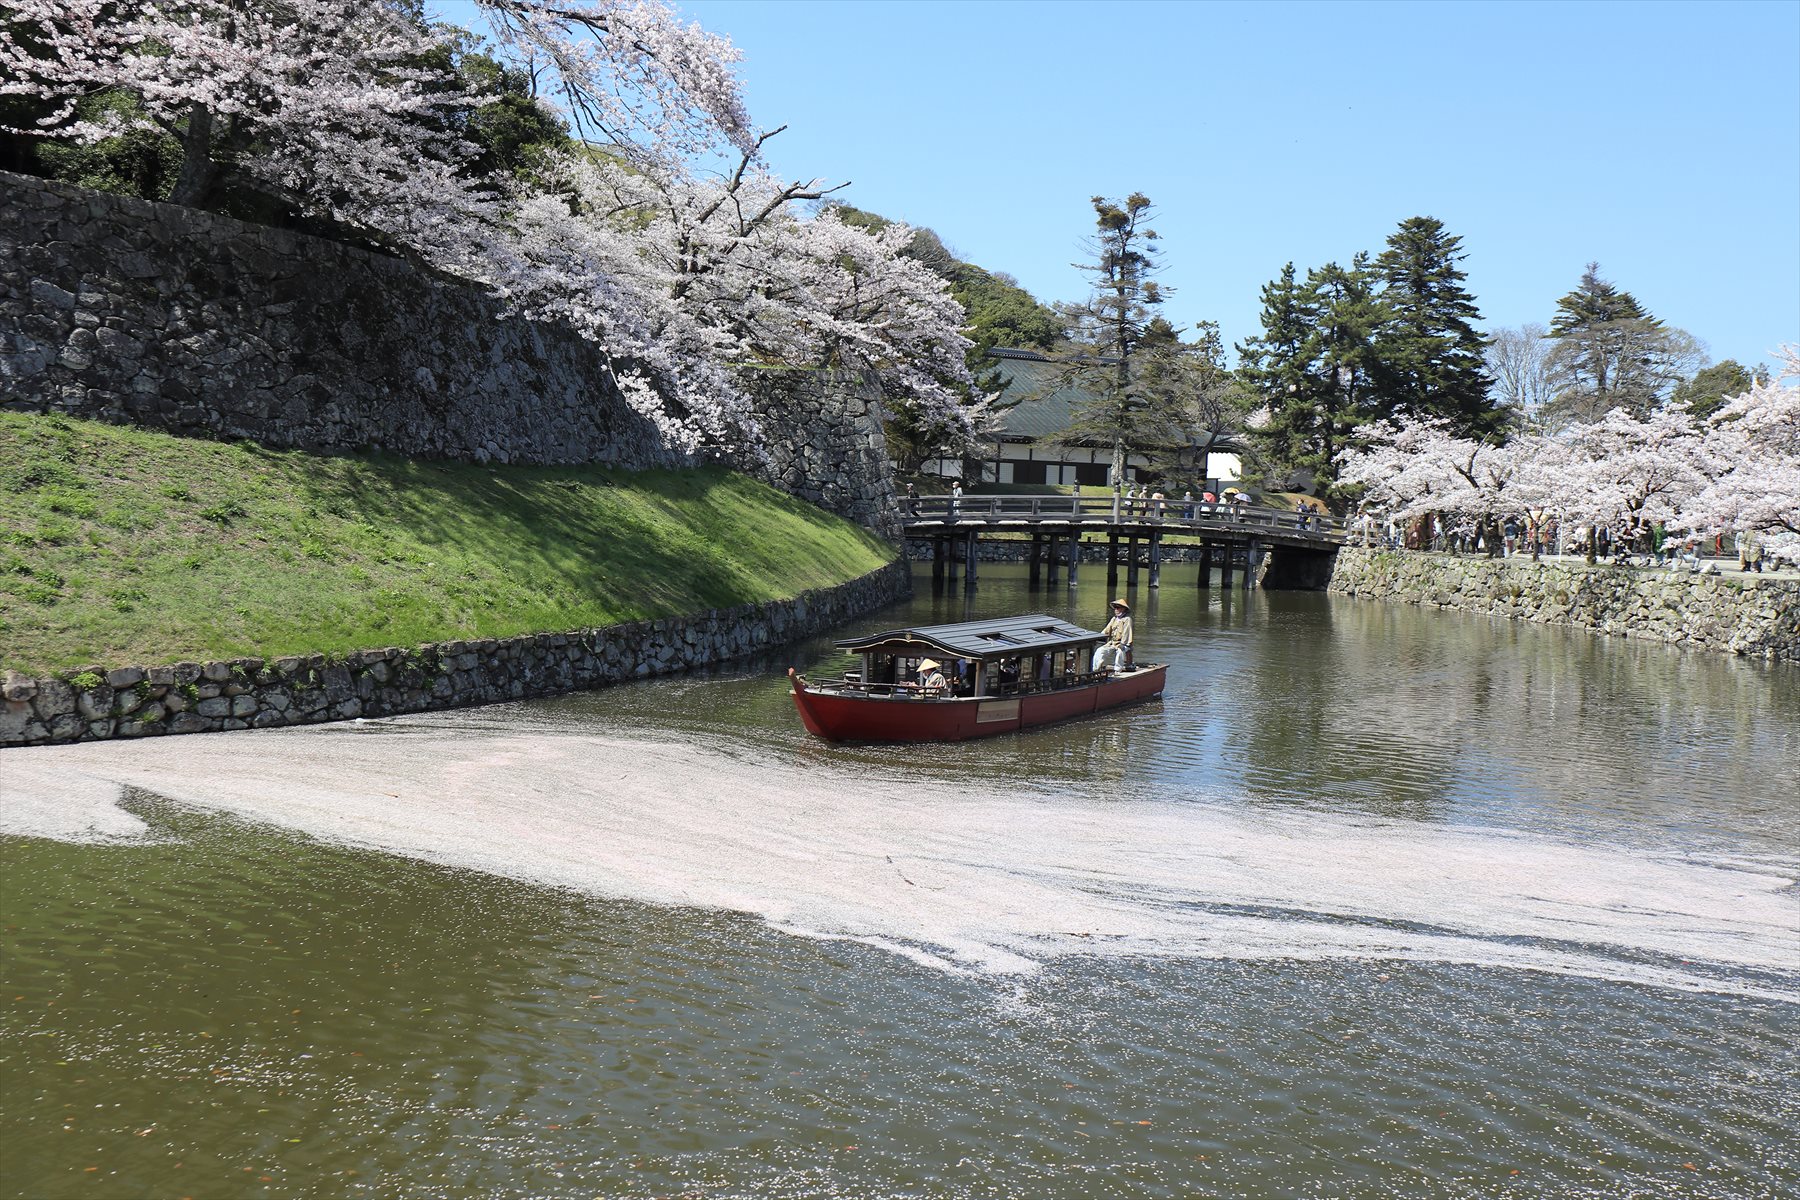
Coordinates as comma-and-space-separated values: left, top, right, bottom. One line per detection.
1329, 548, 1800, 663
0, 558, 910, 748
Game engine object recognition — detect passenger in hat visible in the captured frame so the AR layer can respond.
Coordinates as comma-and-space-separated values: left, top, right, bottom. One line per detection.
1091, 598, 1133, 674
916, 658, 947, 696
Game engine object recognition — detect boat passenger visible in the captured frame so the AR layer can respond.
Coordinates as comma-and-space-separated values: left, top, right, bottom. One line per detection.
917, 658, 948, 696
1091, 599, 1133, 674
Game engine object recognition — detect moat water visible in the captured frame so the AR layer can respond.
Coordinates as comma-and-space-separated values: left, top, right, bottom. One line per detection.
4, 565, 1797, 1198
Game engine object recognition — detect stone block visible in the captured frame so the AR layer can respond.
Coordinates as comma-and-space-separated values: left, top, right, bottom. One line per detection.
76, 686, 116, 721
230, 695, 258, 718
31, 680, 74, 719
106, 666, 146, 689
196, 697, 231, 718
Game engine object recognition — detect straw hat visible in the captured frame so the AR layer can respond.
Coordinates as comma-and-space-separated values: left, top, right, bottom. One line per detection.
919, 659, 941, 671
1110, 598, 1130, 611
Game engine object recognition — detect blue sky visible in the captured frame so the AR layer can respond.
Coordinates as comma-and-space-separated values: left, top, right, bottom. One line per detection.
457, 0, 1800, 371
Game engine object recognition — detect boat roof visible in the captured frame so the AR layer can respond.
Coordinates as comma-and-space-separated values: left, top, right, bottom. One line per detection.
835, 613, 1104, 659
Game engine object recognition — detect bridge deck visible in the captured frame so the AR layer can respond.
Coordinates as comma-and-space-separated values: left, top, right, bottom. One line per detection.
898, 496, 1345, 549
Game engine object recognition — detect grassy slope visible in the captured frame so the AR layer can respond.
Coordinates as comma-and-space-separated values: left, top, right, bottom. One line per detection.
0, 414, 895, 676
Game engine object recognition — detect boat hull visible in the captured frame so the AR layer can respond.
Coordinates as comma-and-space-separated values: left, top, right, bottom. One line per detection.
790, 666, 1167, 743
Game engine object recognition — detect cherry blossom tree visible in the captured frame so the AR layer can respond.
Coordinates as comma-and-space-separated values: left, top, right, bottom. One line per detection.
509, 147, 989, 452
1675, 346, 1800, 566
2, 0, 990, 458
1534, 407, 1706, 559
1338, 420, 1524, 553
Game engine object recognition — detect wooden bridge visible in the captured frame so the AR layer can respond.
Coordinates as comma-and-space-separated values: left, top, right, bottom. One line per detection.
899, 495, 1346, 591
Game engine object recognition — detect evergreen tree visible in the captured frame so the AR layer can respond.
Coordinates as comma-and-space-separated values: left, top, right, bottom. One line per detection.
1236, 259, 1380, 508
1236, 263, 1315, 475
1371, 216, 1499, 436
1671, 359, 1768, 420
1057, 193, 1180, 495
1543, 263, 1704, 425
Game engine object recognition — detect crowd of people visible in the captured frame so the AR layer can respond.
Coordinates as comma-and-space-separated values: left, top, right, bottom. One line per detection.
1347, 511, 1774, 574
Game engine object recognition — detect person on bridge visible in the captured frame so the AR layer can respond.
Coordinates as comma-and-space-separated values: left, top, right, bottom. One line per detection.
1091, 599, 1133, 674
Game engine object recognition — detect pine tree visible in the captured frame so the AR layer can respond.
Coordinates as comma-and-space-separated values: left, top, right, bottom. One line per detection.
1057, 193, 1180, 494
1236, 259, 1381, 508
1543, 263, 1702, 425
1371, 216, 1499, 436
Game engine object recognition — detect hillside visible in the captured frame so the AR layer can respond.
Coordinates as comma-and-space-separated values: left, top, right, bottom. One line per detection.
0, 414, 896, 677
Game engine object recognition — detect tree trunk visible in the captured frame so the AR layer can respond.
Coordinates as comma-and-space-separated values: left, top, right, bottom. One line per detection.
169, 103, 216, 208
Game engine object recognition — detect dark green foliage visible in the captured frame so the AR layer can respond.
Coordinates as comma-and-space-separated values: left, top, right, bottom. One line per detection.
1542, 263, 1705, 425
452, 53, 572, 181
1671, 359, 1767, 420
1370, 216, 1500, 436
22, 90, 182, 200
1239, 217, 1503, 505
1237, 258, 1383, 507
1058, 193, 1179, 488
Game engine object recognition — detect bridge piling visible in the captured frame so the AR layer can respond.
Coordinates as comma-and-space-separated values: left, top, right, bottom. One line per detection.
897, 497, 1342, 593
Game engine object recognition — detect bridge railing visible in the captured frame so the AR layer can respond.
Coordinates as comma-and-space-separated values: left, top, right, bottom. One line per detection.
897, 494, 1344, 539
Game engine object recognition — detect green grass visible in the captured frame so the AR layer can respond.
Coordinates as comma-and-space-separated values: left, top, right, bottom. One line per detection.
0, 414, 896, 676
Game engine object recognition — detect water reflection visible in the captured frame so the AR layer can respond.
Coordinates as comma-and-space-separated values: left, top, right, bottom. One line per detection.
4, 563, 1798, 1198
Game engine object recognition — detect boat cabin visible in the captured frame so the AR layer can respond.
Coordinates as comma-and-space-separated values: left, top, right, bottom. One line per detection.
831, 614, 1109, 699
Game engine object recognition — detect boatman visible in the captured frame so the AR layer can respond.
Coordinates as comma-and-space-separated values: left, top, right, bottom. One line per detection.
917, 658, 948, 696
1092, 599, 1133, 674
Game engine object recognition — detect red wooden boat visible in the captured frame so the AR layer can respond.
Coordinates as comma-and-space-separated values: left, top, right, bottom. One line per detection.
789, 614, 1166, 743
